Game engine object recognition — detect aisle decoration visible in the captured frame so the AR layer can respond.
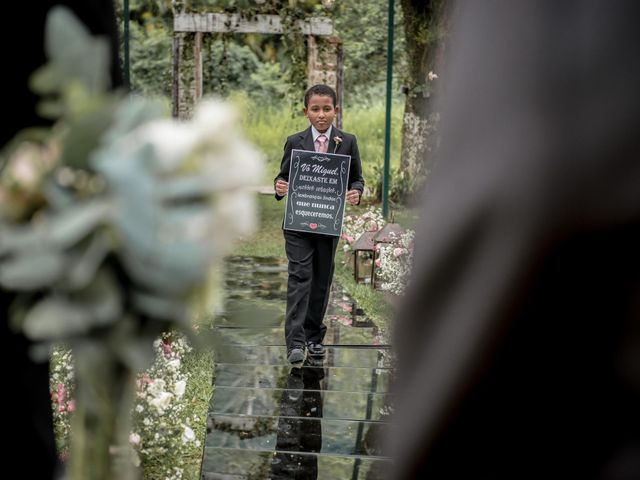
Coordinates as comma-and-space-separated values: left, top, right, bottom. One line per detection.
0, 6, 263, 479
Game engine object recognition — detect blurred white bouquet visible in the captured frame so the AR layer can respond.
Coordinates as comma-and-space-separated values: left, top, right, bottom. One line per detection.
0, 6, 263, 480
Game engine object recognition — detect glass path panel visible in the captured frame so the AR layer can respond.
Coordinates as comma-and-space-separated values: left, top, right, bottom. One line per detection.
201, 256, 395, 479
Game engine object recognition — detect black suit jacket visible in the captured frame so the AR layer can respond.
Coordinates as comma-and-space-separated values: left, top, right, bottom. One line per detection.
274, 126, 364, 202
391, 2, 640, 479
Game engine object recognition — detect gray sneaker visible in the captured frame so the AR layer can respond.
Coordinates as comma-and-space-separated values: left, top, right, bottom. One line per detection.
287, 347, 306, 366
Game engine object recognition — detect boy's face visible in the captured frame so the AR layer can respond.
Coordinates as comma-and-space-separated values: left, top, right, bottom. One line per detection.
304, 94, 338, 133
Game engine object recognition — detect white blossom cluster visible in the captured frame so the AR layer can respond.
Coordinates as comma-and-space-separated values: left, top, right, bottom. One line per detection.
341, 206, 386, 254
376, 230, 415, 296
50, 333, 202, 479
49, 347, 75, 456
130, 333, 201, 479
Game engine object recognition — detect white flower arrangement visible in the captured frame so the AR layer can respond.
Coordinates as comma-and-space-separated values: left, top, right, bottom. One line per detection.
131, 333, 201, 479
51, 333, 203, 479
376, 230, 415, 296
0, 7, 264, 479
50, 347, 75, 457
340, 206, 386, 255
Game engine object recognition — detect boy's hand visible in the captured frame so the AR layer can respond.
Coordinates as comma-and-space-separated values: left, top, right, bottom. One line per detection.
275, 179, 289, 196
346, 189, 360, 205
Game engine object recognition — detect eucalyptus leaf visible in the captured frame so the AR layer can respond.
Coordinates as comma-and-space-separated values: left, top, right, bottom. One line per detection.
58, 100, 119, 169
0, 250, 67, 290
130, 290, 189, 322
23, 268, 122, 341
160, 175, 224, 201
23, 296, 90, 341
112, 329, 159, 373
29, 64, 60, 97
65, 232, 111, 290
35, 98, 65, 121
0, 200, 111, 255
73, 268, 123, 329
42, 179, 75, 210
43, 6, 111, 93
99, 97, 166, 146
48, 199, 112, 248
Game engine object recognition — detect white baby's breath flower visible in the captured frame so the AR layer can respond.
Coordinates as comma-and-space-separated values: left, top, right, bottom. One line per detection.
167, 358, 181, 370
181, 425, 196, 444
174, 380, 186, 398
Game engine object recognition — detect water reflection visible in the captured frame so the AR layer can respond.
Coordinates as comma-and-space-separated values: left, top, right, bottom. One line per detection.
270, 357, 325, 479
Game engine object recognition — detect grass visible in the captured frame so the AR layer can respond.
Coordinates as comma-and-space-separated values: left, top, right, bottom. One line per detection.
232, 192, 286, 257
180, 345, 215, 479
232, 94, 404, 194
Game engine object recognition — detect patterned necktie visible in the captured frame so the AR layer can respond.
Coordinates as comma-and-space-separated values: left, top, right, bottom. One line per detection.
315, 134, 328, 153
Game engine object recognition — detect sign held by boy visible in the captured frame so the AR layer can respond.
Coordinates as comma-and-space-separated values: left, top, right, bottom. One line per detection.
283, 148, 351, 236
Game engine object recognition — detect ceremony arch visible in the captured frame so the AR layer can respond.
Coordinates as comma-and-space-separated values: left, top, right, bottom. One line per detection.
172, 6, 343, 127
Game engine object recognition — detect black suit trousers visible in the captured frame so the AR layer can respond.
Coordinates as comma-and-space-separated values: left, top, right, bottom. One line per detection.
283, 230, 339, 351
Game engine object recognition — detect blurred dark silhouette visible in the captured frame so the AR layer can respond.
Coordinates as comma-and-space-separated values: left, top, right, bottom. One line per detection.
2, 2, 121, 477
391, 1, 640, 479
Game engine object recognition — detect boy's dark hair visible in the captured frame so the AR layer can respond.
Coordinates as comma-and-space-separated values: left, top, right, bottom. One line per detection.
304, 84, 337, 108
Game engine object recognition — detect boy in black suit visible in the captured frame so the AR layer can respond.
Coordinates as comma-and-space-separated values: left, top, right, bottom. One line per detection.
274, 84, 364, 365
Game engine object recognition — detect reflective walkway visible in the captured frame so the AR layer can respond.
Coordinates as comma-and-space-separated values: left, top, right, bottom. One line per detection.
201, 256, 394, 479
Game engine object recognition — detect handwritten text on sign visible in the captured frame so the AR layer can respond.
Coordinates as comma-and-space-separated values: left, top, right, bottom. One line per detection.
284, 149, 351, 236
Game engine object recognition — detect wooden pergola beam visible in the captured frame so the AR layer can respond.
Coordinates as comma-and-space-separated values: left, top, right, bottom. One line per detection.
174, 13, 333, 35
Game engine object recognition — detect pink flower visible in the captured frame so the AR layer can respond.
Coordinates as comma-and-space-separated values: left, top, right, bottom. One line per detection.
57, 383, 66, 405
129, 433, 141, 446
367, 221, 378, 232
341, 234, 354, 244
335, 315, 352, 326
375, 258, 381, 268
161, 340, 172, 355
67, 400, 76, 413
393, 247, 405, 257
338, 302, 353, 313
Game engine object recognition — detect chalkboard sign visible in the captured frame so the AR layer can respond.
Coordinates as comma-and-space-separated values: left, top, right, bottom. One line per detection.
283, 149, 351, 236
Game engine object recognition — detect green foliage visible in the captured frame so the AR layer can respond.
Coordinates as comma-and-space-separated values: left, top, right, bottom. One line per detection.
342, 101, 403, 198
129, 22, 172, 97
178, 345, 215, 479
236, 96, 308, 179
334, 0, 407, 106
232, 189, 287, 258
204, 36, 288, 103
121, 0, 408, 112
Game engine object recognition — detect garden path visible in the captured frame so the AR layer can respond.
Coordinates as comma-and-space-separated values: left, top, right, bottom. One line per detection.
200, 256, 394, 479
